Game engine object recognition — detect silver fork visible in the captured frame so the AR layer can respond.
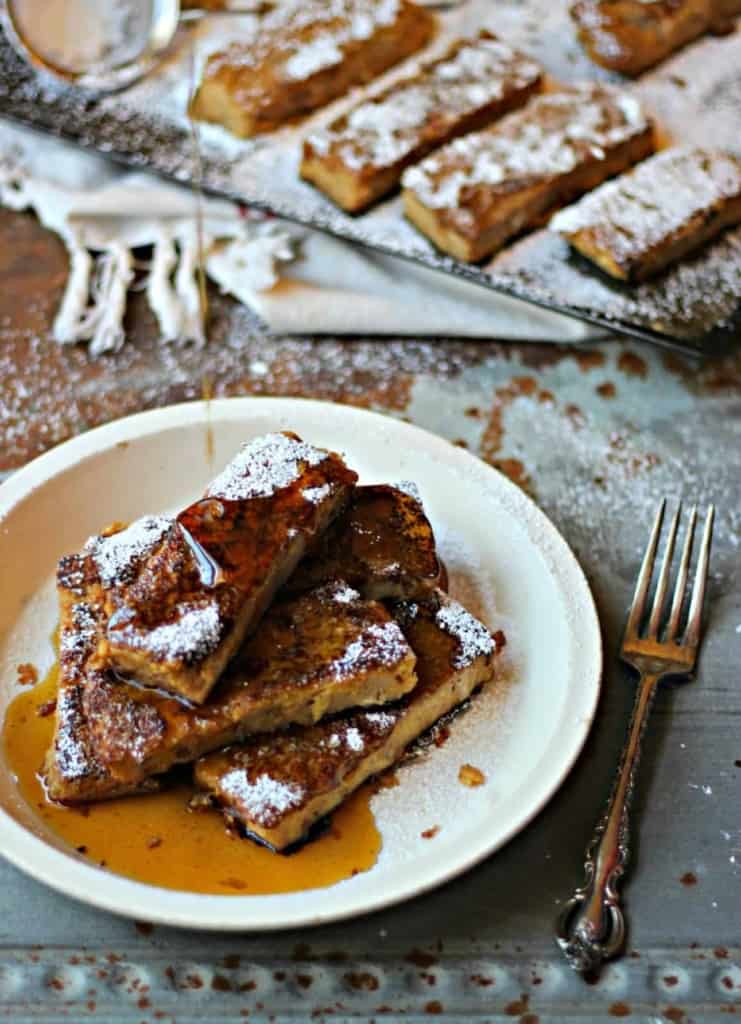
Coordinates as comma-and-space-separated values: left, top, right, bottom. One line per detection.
555, 501, 715, 974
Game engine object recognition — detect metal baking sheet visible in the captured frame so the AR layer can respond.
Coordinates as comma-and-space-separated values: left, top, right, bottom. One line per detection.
0, 0, 739, 356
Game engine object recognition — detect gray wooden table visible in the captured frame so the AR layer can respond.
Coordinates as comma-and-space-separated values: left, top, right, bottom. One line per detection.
0, 207, 739, 1022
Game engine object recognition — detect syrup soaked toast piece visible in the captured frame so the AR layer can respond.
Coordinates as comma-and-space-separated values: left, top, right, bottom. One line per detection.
101, 433, 357, 703
401, 85, 654, 263
190, 0, 436, 138
47, 538, 417, 802
285, 484, 443, 600
300, 31, 543, 213
550, 146, 741, 281
45, 551, 161, 803
194, 592, 500, 850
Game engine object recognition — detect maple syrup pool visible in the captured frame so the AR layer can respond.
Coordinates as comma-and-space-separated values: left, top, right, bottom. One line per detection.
2, 663, 381, 895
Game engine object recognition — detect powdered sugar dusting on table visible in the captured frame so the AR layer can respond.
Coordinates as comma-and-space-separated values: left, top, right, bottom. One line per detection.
220, 769, 305, 826
206, 433, 327, 502
86, 515, 171, 588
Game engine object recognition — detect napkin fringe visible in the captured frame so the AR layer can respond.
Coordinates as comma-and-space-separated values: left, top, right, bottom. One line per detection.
1, 155, 309, 351
1, 142, 597, 349
174, 227, 207, 347
53, 242, 94, 345
146, 231, 181, 342
54, 241, 134, 355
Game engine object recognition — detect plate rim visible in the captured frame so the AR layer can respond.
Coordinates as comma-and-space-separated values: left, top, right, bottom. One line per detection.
0, 396, 603, 931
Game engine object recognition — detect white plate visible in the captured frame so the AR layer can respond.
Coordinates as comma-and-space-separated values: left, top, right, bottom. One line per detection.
0, 398, 601, 931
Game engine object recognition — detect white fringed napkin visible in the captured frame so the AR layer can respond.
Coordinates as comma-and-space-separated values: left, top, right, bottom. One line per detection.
0, 120, 602, 352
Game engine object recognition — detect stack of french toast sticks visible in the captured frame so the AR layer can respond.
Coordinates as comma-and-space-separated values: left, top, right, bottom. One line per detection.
47, 432, 502, 851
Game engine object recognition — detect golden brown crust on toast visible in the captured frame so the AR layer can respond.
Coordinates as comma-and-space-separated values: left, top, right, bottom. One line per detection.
194, 592, 500, 850
550, 146, 741, 280
401, 85, 654, 263
45, 554, 160, 803
99, 432, 356, 703
570, 0, 741, 76
300, 31, 542, 212
190, 0, 436, 138
286, 483, 443, 600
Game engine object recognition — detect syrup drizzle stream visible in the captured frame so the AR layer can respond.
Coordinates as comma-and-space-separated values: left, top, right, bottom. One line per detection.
186, 28, 208, 339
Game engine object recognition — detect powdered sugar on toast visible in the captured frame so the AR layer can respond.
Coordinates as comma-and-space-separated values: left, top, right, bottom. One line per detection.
402, 86, 649, 213
329, 581, 362, 604
302, 483, 333, 505
435, 599, 495, 669
306, 35, 541, 172
330, 620, 410, 680
220, 771, 305, 826
206, 433, 328, 502
59, 601, 99, 661
85, 516, 172, 588
53, 685, 95, 782
113, 600, 223, 665
550, 146, 741, 263
209, 0, 402, 82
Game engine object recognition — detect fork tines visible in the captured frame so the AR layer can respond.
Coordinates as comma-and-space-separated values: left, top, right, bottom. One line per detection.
624, 501, 715, 651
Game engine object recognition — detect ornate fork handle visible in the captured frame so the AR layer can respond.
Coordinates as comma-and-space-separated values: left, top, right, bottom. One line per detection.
556, 670, 660, 973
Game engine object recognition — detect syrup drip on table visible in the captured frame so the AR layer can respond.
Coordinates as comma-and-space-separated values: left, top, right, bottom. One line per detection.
3, 665, 381, 895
